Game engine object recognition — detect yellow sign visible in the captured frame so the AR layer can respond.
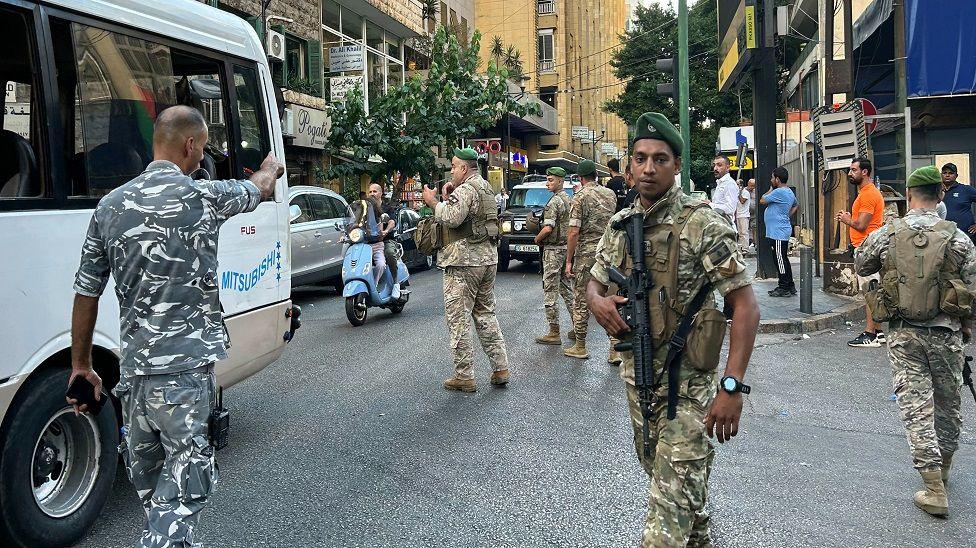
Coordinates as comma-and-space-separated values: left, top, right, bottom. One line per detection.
745, 6, 757, 48
717, 1, 757, 90
718, 44, 740, 90
726, 155, 754, 170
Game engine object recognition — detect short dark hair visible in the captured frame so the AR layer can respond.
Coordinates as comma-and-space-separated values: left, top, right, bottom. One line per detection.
772, 166, 789, 184
464, 159, 478, 169
851, 157, 872, 175
909, 184, 941, 202
713, 154, 729, 166
607, 158, 620, 172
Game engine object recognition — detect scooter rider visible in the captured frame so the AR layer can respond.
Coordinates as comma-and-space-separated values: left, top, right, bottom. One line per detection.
349, 191, 399, 298
368, 182, 400, 287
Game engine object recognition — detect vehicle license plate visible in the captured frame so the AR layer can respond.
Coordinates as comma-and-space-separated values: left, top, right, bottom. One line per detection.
511, 244, 539, 253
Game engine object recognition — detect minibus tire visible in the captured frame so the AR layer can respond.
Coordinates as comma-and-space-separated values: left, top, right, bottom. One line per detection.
0, 367, 118, 547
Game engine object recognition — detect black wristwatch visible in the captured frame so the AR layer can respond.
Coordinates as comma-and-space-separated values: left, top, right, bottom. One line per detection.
720, 375, 751, 395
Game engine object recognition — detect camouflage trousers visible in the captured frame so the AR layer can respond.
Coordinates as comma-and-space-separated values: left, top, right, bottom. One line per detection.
572, 253, 598, 341
886, 327, 964, 471
443, 265, 509, 380
113, 365, 218, 548
541, 246, 574, 327
626, 374, 716, 548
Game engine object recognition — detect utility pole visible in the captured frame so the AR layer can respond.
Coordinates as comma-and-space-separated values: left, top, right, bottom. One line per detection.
752, 0, 778, 280
678, 0, 690, 193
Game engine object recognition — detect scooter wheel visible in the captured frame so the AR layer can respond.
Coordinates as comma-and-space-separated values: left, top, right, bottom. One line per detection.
345, 294, 368, 326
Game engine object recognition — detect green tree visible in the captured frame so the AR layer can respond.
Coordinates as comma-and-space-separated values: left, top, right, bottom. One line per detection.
490, 35, 504, 68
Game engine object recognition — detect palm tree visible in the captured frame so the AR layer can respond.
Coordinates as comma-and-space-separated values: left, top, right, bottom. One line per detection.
504, 47, 524, 81
421, 0, 438, 23
490, 36, 504, 69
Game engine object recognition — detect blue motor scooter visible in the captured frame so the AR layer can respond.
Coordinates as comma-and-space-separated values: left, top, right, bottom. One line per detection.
339, 212, 410, 326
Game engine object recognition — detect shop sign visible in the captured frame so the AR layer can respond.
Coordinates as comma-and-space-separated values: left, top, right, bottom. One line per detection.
330, 76, 364, 102
329, 45, 364, 72
290, 104, 330, 149
571, 125, 591, 140
4, 82, 15, 102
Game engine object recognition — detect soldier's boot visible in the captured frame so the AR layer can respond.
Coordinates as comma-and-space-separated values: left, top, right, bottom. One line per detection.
534, 324, 563, 345
443, 377, 476, 393
608, 349, 621, 366
913, 469, 949, 517
942, 453, 953, 486
490, 369, 510, 386
564, 341, 589, 359
566, 330, 576, 341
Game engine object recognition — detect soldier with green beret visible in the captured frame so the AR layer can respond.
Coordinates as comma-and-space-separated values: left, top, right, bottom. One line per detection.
855, 165, 976, 517
546, 166, 567, 178
534, 166, 575, 344
422, 147, 510, 392
586, 112, 760, 545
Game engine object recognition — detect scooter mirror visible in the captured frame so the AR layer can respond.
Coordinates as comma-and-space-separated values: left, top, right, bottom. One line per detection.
289, 204, 303, 222
334, 221, 343, 231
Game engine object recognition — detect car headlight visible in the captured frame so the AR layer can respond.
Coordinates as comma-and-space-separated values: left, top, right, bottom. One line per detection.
349, 228, 364, 243
502, 221, 512, 234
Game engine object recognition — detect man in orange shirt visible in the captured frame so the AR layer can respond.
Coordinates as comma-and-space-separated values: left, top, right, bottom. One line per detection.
836, 157, 886, 347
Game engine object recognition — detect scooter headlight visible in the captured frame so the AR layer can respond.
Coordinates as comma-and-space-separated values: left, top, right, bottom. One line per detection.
501, 221, 512, 234
349, 228, 364, 243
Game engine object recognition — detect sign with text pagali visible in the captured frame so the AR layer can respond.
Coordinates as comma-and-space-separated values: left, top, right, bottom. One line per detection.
289, 105, 330, 149
330, 75, 364, 102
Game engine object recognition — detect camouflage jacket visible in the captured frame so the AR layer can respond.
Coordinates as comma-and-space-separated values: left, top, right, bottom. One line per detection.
541, 189, 572, 247
73, 160, 262, 375
855, 208, 976, 330
568, 181, 617, 257
434, 172, 497, 267
591, 183, 752, 385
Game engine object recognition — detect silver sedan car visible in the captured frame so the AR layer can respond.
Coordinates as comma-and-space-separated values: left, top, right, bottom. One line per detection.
288, 186, 348, 289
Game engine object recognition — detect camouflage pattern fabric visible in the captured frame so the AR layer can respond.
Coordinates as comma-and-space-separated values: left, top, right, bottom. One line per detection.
568, 181, 617, 257
572, 255, 599, 341
443, 265, 509, 379
73, 160, 262, 375
113, 365, 217, 548
886, 328, 965, 471
434, 173, 497, 267
855, 208, 976, 330
541, 189, 572, 246
542, 247, 574, 327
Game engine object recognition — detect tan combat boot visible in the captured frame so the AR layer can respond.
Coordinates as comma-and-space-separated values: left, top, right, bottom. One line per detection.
942, 453, 953, 486
490, 369, 510, 386
913, 469, 948, 517
443, 377, 476, 393
534, 324, 562, 345
608, 349, 621, 366
564, 341, 589, 359
566, 330, 576, 341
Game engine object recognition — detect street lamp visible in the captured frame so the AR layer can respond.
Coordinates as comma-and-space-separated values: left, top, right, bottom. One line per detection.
504, 79, 528, 190
591, 128, 606, 163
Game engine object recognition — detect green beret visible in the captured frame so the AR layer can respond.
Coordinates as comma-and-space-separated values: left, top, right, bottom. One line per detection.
453, 147, 478, 161
577, 160, 596, 178
907, 165, 941, 188
546, 167, 567, 178
632, 112, 683, 156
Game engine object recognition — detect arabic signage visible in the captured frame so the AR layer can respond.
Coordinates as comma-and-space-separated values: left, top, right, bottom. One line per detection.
4, 104, 30, 139
289, 105, 330, 149
329, 45, 364, 72
330, 75, 364, 102
571, 125, 591, 140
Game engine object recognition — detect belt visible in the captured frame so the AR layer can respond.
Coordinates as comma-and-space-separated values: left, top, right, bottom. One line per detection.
888, 318, 953, 332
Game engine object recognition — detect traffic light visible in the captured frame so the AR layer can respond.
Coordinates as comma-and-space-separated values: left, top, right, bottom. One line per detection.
656, 57, 677, 98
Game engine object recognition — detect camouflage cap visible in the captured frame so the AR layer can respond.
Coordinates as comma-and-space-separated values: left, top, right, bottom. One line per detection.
632, 112, 683, 156
907, 165, 941, 188
453, 147, 478, 161
546, 166, 567, 178
577, 159, 596, 178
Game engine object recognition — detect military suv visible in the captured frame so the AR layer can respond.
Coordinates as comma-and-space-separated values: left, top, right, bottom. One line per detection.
498, 175, 575, 271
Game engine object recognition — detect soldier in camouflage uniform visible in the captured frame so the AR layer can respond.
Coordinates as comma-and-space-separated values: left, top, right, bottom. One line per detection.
422, 148, 509, 392
534, 166, 575, 344
69, 106, 283, 548
565, 159, 617, 359
855, 165, 976, 518
587, 113, 760, 546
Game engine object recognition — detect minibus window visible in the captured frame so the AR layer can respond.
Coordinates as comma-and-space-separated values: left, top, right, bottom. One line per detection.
232, 66, 270, 177
0, 7, 44, 200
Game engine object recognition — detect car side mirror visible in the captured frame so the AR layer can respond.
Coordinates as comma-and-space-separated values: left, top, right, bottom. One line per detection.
289, 204, 302, 222
334, 221, 343, 231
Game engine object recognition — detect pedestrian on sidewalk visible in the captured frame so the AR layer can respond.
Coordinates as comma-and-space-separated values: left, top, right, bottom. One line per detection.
68, 105, 283, 548
854, 165, 976, 518
735, 178, 751, 251
747, 178, 758, 248
710, 155, 738, 225
837, 157, 886, 347
940, 162, 976, 245
533, 167, 575, 346
606, 157, 629, 212
760, 166, 797, 296
587, 111, 760, 546
422, 148, 509, 392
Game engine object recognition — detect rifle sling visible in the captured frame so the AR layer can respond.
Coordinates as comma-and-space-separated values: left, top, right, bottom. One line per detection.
661, 281, 713, 420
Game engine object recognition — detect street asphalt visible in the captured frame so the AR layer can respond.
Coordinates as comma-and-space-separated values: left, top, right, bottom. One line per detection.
77, 261, 973, 547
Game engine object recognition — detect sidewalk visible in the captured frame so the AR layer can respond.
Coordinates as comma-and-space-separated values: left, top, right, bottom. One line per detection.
717, 256, 866, 334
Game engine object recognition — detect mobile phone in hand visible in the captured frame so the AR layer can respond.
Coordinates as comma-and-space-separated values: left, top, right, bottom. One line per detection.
65, 376, 107, 415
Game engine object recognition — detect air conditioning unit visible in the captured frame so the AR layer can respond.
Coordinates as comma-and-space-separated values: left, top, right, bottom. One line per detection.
266, 29, 286, 63
281, 107, 295, 137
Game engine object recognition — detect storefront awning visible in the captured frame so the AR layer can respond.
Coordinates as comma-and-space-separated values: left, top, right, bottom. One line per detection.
532, 150, 611, 177
905, 0, 976, 97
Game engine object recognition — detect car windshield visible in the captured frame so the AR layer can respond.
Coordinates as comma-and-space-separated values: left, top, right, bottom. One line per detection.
509, 187, 574, 208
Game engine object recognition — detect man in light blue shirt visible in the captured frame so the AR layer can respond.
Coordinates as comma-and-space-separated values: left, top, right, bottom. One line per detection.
760, 166, 798, 296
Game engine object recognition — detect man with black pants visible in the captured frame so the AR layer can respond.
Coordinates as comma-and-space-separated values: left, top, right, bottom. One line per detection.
760, 166, 797, 296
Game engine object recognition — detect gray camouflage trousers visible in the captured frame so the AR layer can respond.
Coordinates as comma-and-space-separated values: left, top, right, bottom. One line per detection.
886, 327, 964, 471
443, 265, 509, 380
541, 246, 574, 327
113, 365, 218, 548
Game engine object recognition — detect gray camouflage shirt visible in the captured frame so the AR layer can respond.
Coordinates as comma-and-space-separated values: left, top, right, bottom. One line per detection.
73, 160, 262, 375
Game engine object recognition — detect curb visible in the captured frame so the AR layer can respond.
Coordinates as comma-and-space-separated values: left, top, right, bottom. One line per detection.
757, 299, 866, 334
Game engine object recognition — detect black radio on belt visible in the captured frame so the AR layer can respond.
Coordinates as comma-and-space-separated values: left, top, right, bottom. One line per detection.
209, 387, 230, 450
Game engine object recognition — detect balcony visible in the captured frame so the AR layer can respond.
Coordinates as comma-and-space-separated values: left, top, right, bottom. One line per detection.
538, 59, 555, 73
537, 0, 555, 16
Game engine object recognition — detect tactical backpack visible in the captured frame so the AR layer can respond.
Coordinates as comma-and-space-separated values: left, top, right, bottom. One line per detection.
415, 216, 442, 256
866, 218, 974, 322
524, 207, 544, 234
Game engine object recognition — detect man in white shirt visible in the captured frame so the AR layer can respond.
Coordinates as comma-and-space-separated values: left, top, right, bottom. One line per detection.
710, 155, 738, 225
735, 179, 751, 250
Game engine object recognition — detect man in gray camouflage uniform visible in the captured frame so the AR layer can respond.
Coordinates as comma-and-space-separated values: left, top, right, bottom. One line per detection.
422, 147, 509, 392
68, 105, 283, 547
856, 165, 976, 518
534, 166, 575, 344
565, 159, 617, 359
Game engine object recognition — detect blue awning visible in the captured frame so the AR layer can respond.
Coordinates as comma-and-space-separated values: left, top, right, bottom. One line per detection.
906, 0, 976, 97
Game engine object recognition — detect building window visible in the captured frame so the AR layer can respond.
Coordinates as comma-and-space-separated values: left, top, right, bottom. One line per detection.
538, 0, 556, 15
322, 0, 340, 32
538, 29, 554, 73
286, 35, 306, 80
440, 2, 448, 28
460, 16, 468, 43
540, 86, 557, 108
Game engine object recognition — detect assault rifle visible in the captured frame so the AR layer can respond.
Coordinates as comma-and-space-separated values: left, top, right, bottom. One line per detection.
965, 356, 976, 403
